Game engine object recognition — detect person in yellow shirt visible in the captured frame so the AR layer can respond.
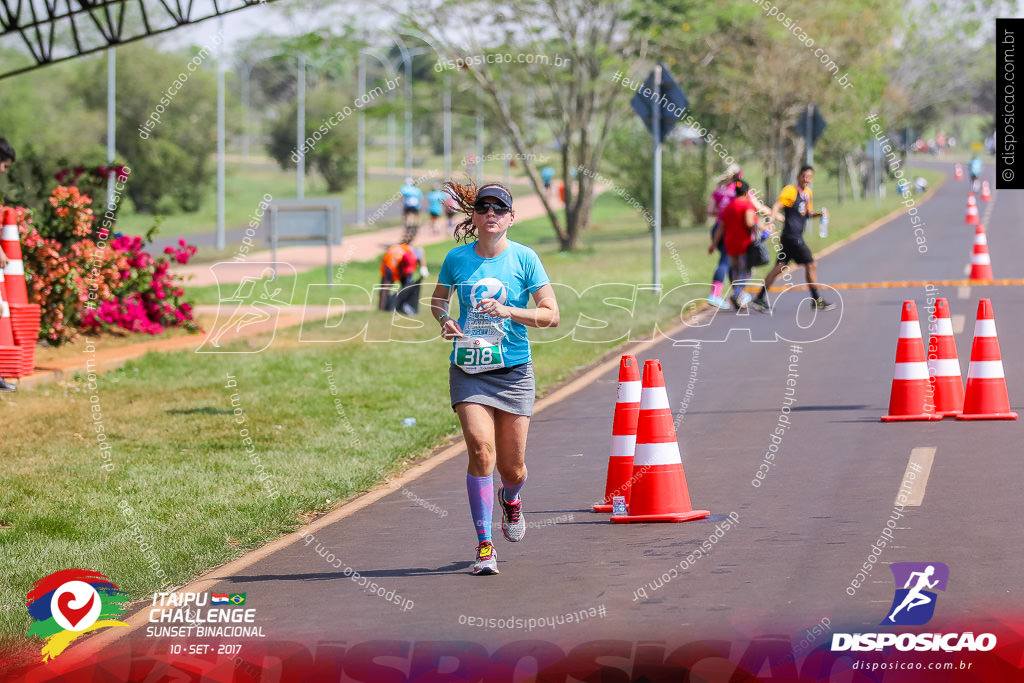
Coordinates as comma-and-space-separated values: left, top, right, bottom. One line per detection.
752, 165, 835, 311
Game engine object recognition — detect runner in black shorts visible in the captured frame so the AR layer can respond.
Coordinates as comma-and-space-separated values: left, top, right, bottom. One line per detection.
752, 165, 835, 311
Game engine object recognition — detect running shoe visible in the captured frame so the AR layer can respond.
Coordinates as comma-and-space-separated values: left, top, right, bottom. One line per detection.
811, 297, 836, 311
473, 541, 498, 575
750, 294, 769, 312
497, 487, 526, 542
706, 294, 730, 310
735, 292, 752, 310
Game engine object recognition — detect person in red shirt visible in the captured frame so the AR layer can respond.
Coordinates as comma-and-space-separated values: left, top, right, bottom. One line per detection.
709, 180, 760, 310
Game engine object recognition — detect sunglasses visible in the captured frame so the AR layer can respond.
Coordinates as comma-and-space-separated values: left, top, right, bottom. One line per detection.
473, 202, 511, 215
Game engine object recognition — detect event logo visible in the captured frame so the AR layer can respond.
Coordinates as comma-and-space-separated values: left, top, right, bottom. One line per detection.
26, 569, 129, 662
883, 562, 949, 626
469, 277, 507, 308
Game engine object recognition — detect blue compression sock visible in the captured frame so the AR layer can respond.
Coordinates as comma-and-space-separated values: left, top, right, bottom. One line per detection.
500, 473, 527, 503
467, 474, 493, 544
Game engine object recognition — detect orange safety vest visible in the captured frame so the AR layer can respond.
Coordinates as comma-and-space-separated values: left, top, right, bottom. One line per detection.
381, 243, 416, 279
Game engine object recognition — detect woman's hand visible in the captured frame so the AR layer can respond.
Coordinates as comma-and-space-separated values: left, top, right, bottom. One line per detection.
441, 317, 465, 340
476, 298, 512, 319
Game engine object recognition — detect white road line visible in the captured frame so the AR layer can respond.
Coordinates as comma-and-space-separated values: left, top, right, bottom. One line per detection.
957, 286, 971, 300
896, 447, 936, 507
952, 314, 966, 334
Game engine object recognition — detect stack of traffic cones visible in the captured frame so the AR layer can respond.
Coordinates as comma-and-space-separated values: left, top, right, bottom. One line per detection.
981, 181, 991, 202
0, 208, 39, 378
965, 194, 979, 225
958, 299, 1018, 420
593, 355, 641, 512
612, 359, 709, 523
927, 298, 964, 417
882, 301, 942, 422
968, 224, 993, 281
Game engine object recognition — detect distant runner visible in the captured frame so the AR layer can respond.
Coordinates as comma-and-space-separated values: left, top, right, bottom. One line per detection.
399, 177, 423, 242
427, 184, 447, 236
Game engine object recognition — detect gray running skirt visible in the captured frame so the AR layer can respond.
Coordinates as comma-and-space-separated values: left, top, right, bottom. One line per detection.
449, 362, 535, 416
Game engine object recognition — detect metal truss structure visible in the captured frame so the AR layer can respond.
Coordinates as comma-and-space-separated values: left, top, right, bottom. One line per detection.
0, 0, 281, 79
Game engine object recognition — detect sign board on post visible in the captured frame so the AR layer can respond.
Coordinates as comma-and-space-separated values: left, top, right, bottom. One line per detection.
630, 62, 688, 292
630, 62, 689, 143
795, 103, 827, 165
263, 198, 344, 285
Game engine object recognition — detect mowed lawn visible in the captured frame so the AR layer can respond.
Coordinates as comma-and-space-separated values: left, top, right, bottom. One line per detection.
0, 168, 940, 647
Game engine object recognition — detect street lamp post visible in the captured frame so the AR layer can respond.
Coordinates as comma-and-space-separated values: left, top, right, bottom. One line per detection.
358, 48, 400, 225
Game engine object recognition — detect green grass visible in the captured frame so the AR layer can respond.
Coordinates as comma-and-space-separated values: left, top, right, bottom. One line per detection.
116, 148, 561, 244
0, 167, 941, 647
115, 164, 424, 239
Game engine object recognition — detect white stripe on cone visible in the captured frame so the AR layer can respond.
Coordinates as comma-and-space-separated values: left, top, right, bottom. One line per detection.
968, 361, 1006, 379
616, 380, 641, 403
639, 387, 670, 410
971, 253, 991, 265
632, 441, 683, 467
974, 233, 987, 245
893, 362, 930, 381
899, 321, 922, 339
610, 434, 637, 457
930, 318, 954, 336
974, 319, 997, 337
0, 225, 16, 240
928, 358, 961, 377
4, 260, 23, 276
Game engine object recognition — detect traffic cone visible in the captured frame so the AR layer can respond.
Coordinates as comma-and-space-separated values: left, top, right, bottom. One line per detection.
927, 298, 964, 417
968, 224, 993, 281
611, 359, 710, 523
0, 285, 13, 347
957, 299, 1018, 420
965, 194, 979, 225
1, 208, 27, 304
593, 355, 641, 512
882, 301, 943, 422
981, 181, 991, 202
954, 163, 963, 180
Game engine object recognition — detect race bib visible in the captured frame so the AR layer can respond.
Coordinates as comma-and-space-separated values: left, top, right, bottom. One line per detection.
405, 196, 420, 209
454, 335, 504, 373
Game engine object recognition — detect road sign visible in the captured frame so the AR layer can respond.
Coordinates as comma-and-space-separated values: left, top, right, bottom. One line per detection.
630, 62, 689, 143
795, 104, 827, 147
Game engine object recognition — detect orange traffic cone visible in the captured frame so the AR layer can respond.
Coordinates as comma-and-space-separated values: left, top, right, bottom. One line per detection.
927, 298, 964, 417
969, 224, 993, 281
0, 285, 13, 347
981, 180, 991, 202
1, 208, 27, 304
593, 355, 641, 512
957, 299, 1018, 420
954, 163, 963, 180
882, 301, 943, 422
611, 360, 709, 523
965, 194, 979, 225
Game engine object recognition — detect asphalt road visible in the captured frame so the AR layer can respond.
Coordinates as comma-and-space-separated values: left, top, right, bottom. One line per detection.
67, 162, 1023, 680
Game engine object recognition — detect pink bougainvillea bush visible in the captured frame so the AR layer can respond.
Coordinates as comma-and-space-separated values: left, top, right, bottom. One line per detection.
17, 184, 199, 345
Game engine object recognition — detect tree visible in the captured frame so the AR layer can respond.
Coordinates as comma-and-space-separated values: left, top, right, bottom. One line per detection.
380, 0, 643, 250
76, 42, 219, 214
267, 88, 359, 193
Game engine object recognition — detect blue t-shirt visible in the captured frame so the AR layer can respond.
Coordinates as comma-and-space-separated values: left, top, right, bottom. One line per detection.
438, 240, 550, 367
427, 190, 446, 215
541, 166, 555, 183
400, 184, 423, 209
969, 158, 982, 176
